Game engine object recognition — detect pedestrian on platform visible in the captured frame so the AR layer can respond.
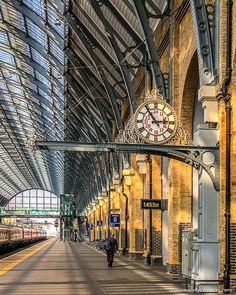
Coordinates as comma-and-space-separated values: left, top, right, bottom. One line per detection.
105, 233, 118, 268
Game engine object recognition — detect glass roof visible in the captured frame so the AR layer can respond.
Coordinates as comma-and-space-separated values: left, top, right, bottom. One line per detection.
0, 0, 65, 205
0, 0, 167, 210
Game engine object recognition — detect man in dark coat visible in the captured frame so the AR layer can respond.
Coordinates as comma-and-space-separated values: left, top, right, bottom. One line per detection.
105, 233, 118, 268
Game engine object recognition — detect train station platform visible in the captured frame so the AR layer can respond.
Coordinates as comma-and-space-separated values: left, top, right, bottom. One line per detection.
0, 238, 195, 295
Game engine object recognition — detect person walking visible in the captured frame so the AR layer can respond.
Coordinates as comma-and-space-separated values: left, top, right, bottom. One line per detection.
105, 233, 118, 268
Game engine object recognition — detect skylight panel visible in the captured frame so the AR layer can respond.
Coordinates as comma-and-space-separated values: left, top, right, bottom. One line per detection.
0, 81, 8, 92
0, 3, 26, 33
2, 70, 21, 83
49, 39, 64, 64
26, 18, 48, 48
51, 66, 63, 84
53, 85, 62, 98
46, 3, 64, 37
8, 85, 24, 96
8, 34, 31, 57
21, 78, 38, 93
31, 48, 49, 69
23, 0, 46, 20
38, 88, 53, 103
0, 30, 9, 46
35, 71, 51, 88
0, 50, 15, 66
15, 59, 34, 77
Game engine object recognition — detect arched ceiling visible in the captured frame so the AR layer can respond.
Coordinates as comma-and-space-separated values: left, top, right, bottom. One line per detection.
0, 0, 169, 210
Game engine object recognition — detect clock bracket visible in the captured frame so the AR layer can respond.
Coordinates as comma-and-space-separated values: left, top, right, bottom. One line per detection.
34, 140, 220, 192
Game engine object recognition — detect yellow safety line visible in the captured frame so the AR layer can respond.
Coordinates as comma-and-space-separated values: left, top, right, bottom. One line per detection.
0, 239, 52, 276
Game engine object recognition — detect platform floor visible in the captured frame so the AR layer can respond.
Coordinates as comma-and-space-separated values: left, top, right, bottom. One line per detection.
0, 238, 194, 294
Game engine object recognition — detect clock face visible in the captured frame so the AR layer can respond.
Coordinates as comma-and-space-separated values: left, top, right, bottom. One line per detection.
134, 99, 178, 144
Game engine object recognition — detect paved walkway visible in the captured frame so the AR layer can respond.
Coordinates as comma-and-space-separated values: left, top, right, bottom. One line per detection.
0, 237, 195, 294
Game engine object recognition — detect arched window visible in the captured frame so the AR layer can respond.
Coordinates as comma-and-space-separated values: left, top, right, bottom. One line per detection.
4, 189, 59, 215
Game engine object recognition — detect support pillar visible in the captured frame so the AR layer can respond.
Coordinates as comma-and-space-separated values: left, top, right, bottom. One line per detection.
192, 124, 219, 292
123, 155, 143, 260
167, 160, 192, 274
162, 157, 169, 266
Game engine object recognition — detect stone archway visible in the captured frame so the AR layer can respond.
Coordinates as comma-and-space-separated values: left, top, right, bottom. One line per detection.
180, 51, 203, 138
167, 50, 201, 274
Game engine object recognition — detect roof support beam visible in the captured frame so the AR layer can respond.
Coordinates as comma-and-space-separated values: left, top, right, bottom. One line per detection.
102, 0, 145, 52
91, 0, 137, 113
66, 45, 123, 100
65, 47, 123, 130
64, 10, 119, 75
36, 141, 220, 192
66, 92, 109, 191
132, 1, 166, 96
65, 71, 120, 179
190, 0, 216, 85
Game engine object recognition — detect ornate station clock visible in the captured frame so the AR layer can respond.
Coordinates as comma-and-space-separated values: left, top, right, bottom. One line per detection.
134, 99, 178, 144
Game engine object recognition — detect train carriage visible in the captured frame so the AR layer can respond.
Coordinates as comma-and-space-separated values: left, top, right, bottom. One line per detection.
0, 224, 47, 253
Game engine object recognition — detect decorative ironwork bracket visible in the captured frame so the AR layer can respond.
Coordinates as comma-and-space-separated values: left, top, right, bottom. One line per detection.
35, 141, 220, 192
190, 0, 216, 86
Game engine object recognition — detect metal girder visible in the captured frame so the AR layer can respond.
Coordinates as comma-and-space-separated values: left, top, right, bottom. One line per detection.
143, 0, 171, 19
91, 0, 137, 113
65, 82, 119, 183
66, 47, 123, 130
36, 141, 220, 192
66, 73, 112, 142
66, 46, 123, 104
132, 1, 166, 96
190, 0, 216, 85
65, 72, 112, 119
0, 213, 60, 218
69, 111, 96, 141
101, 0, 145, 52
4, 0, 64, 48
65, 48, 113, 117
66, 67, 120, 179
65, 92, 106, 139
64, 10, 119, 75
0, 22, 64, 73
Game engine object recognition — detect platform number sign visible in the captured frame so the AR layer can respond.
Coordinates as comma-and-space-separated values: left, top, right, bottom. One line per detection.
110, 214, 120, 227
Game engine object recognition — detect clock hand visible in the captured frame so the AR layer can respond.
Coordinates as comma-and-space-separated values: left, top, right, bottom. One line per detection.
151, 118, 167, 124
151, 120, 166, 124
146, 105, 159, 124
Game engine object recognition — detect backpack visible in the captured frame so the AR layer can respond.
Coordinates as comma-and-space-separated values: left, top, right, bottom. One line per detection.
104, 239, 112, 252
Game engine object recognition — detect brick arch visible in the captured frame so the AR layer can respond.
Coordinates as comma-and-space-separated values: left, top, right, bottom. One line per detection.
180, 51, 200, 139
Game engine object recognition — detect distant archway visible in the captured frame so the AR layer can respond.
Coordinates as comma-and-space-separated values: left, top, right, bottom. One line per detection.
4, 189, 60, 216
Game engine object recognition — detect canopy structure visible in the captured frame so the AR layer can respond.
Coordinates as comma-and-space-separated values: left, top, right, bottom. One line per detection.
0, 0, 169, 210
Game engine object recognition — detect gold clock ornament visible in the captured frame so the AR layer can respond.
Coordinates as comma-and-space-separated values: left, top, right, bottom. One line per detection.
134, 99, 178, 144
